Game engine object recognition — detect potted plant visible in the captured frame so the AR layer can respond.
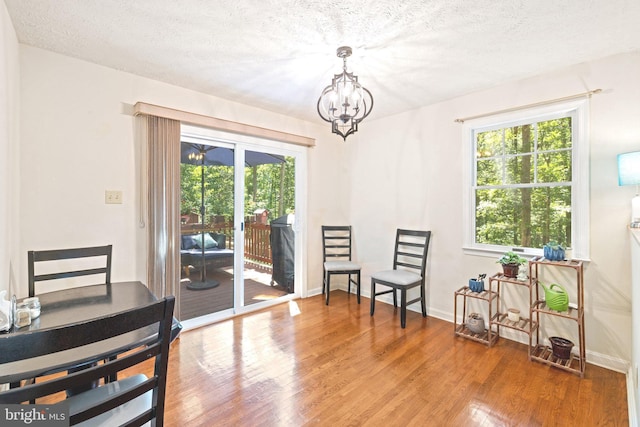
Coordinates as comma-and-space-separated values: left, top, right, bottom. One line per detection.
497, 251, 527, 278
543, 241, 565, 261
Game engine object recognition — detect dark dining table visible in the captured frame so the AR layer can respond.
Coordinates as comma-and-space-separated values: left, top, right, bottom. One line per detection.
0, 281, 181, 386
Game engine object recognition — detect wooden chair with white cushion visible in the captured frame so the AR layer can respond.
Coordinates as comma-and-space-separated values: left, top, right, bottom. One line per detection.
322, 225, 361, 305
370, 229, 431, 328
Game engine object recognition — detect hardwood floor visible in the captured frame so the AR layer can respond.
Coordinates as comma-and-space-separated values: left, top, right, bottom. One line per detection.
159, 290, 628, 426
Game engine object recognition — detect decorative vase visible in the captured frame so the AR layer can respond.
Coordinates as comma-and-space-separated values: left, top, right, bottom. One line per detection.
467, 313, 485, 334
468, 279, 484, 293
549, 336, 574, 359
543, 244, 565, 261
502, 263, 519, 278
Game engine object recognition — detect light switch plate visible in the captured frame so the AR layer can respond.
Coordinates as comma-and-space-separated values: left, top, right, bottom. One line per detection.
105, 190, 122, 204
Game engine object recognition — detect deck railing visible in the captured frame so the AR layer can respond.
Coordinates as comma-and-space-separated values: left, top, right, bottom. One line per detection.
181, 221, 273, 268
244, 223, 272, 264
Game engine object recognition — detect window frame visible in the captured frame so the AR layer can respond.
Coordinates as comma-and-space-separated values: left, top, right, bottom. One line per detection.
462, 99, 590, 260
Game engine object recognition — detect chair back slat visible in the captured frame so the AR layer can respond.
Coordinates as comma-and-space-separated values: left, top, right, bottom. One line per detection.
393, 229, 431, 277
28, 245, 112, 297
322, 226, 353, 262
395, 261, 422, 271
0, 296, 175, 426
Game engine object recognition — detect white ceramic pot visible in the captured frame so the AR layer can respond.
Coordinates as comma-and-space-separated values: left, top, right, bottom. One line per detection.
507, 308, 520, 322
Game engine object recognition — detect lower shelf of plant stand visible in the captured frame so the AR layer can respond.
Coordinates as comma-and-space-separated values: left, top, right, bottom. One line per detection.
531, 344, 584, 377
491, 312, 538, 333
454, 323, 498, 346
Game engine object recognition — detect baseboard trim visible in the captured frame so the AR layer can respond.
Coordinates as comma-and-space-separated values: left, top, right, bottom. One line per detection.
587, 352, 629, 374
306, 286, 323, 298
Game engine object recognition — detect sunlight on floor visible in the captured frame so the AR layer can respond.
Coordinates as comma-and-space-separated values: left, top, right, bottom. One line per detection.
222, 266, 274, 287
289, 300, 301, 317
253, 294, 279, 301
469, 401, 508, 426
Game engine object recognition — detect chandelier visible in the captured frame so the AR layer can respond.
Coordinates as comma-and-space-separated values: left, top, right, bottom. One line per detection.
317, 46, 374, 141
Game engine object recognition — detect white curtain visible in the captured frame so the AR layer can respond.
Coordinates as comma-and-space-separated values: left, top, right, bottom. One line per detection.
145, 115, 181, 316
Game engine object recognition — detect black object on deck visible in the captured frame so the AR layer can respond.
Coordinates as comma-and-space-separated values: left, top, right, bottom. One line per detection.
270, 214, 295, 292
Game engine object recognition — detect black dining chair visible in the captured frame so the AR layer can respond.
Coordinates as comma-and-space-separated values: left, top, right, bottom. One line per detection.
28, 245, 114, 387
28, 245, 113, 297
0, 296, 175, 427
321, 225, 361, 305
370, 229, 431, 328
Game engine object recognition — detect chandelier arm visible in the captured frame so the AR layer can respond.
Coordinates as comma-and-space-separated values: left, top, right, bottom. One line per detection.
317, 85, 336, 123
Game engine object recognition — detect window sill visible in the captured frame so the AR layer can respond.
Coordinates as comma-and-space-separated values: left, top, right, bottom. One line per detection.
462, 246, 591, 263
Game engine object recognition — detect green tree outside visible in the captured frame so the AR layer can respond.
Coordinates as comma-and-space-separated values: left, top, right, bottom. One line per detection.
180, 156, 295, 223
475, 117, 572, 249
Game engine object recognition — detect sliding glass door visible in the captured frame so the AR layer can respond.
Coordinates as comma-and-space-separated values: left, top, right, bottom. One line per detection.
178, 128, 302, 324
179, 139, 237, 320
239, 149, 295, 309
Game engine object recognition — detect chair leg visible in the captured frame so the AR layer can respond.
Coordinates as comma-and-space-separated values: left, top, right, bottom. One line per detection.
325, 274, 331, 305
392, 289, 398, 307
400, 289, 407, 328
322, 270, 326, 294
420, 283, 427, 317
370, 279, 376, 315
356, 272, 361, 304
347, 274, 351, 295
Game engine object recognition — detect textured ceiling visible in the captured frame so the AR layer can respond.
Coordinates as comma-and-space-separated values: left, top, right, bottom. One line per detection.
5, 0, 640, 123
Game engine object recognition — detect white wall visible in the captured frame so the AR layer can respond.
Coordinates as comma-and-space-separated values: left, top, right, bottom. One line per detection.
0, 2, 20, 297
349, 52, 640, 371
16, 45, 349, 298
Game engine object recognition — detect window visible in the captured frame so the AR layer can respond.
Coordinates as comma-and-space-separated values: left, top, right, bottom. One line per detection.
462, 99, 589, 259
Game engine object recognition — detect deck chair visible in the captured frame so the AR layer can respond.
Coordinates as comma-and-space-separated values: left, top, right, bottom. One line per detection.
370, 229, 431, 328
322, 226, 361, 305
0, 296, 175, 427
28, 245, 113, 297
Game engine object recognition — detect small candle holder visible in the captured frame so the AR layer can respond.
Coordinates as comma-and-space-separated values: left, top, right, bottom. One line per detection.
23, 297, 41, 319
14, 302, 31, 329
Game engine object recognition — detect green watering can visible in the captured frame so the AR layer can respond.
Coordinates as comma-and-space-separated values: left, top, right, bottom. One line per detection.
540, 283, 569, 312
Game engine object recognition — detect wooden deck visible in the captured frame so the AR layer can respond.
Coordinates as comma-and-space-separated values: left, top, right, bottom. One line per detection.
178, 263, 290, 320
179, 221, 291, 321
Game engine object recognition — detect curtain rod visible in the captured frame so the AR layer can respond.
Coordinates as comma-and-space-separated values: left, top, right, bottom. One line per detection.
454, 88, 602, 123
